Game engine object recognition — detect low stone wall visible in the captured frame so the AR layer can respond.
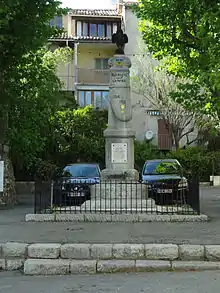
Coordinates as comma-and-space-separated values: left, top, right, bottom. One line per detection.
25, 213, 209, 222
1, 242, 220, 274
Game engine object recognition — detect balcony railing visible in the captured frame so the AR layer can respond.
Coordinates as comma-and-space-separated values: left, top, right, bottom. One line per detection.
77, 68, 110, 85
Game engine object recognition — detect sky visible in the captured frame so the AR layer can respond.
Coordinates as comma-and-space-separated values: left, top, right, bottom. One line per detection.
61, 0, 115, 9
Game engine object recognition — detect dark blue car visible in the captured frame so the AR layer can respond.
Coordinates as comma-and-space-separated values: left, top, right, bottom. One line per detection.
141, 159, 188, 205
53, 163, 101, 206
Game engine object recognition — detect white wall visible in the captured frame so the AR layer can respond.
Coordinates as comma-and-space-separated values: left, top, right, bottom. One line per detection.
123, 5, 155, 141
122, 4, 198, 147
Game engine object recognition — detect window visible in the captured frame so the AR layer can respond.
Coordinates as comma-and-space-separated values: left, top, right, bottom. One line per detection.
78, 91, 109, 109
95, 58, 109, 70
90, 23, 97, 37
49, 16, 63, 28
76, 21, 120, 37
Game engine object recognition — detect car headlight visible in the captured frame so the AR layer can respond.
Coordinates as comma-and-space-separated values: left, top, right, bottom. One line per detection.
178, 179, 188, 188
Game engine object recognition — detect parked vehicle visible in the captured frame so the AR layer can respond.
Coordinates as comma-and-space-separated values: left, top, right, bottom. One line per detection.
141, 159, 188, 205
53, 163, 101, 206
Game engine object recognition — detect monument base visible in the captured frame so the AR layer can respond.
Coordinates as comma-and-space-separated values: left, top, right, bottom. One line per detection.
101, 168, 140, 181
76, 182, 150, 213
78, 198, 156, 213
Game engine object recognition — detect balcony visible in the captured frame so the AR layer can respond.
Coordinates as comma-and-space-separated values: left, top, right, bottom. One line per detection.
77, 68, 110, 85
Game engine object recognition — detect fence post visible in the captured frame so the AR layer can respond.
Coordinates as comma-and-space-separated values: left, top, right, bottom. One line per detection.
188, 176, 200, 215
50, 180, 54, 210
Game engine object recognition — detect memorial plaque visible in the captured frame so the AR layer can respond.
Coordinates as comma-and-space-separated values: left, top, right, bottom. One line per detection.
111, 143, 128, 163
111, 71, 129, 84
0, 161, 4, 192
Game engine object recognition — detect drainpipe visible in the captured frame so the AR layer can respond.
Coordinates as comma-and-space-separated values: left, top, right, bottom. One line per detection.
74, 43, 79, 102
66, 40, 70, 91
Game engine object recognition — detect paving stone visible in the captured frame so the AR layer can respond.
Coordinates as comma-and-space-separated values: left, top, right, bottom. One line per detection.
61, 244, 90, 259
24, 259, 70, 275
90, 244, 113, 259
70, 260, 97, 274
145, 244, 178, 260
113, 244, 144, 259
179, 245, 205, 260
97, 260, 135, 273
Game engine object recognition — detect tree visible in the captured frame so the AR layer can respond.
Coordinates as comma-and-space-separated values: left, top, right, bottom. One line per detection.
131, 46, 209, 149
9, 47, 73, 179
0, 0, 67, 203
33, 106, 108, 179
133, 0, 220, 117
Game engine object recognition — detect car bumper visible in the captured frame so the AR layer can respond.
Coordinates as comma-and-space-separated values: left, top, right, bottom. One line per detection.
53, 190, 90, 206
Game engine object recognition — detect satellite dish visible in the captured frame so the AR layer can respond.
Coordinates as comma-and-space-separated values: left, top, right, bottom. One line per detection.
145, 130, 154, 140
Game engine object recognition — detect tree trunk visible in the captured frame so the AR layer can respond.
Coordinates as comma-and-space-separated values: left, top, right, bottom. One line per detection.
1, 146, 17, 205
0, 112, 17, 205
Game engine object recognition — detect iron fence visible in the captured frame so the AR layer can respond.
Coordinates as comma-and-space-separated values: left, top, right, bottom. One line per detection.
34, 177, 200, 215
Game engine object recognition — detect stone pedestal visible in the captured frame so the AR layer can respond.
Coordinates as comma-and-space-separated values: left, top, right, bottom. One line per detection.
101, 55, 139, 181
78, 182, 155, 213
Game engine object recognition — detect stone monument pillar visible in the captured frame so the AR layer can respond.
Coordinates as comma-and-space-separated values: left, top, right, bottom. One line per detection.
77, 29, 150, 212
101, 55, 139, 181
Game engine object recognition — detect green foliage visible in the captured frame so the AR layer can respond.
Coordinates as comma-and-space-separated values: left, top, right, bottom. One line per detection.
133, 0, 220, 116
9, 47, 73, 172
49, 106, 107, 168
134, 140, 165, 171
166, 147, 220, 180
1, 0, 67, 107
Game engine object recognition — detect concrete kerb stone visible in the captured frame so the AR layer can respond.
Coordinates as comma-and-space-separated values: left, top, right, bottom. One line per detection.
179, 245, 205, 260
2, 242, 28, 258
25, 213, 209, 222
61, 244, 91, 259
3, 242, 220, 274
145, 244, 179, 260
112, 244, 144, 259
28, 243, 61, 259
24, 259, 70, 275
205, 245, 220, 261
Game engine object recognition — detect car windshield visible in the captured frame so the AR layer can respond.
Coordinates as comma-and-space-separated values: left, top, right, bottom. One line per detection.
143, 161, 181, 175
62, 164, 100, 178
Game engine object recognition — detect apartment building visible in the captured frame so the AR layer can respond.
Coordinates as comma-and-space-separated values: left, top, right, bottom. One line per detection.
49, 0, 197, 149
49, 8, 121, 109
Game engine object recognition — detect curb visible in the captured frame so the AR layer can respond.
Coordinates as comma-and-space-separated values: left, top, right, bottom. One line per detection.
25, 213, 209, 223
1, 242, 220, 274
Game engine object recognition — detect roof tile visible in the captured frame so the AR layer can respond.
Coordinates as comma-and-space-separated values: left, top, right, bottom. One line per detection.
70, 9, 119, 17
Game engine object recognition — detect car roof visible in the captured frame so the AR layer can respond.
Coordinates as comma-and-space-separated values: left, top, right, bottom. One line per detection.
65, 163, 99, 167
144, 159, 179, 163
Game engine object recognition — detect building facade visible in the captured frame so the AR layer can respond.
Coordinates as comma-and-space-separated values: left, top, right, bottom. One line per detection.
49, 0, 197, 149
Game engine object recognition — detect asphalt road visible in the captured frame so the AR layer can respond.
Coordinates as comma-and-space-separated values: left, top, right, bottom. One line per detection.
0, 271, 220, 293
1, 186, 220, 244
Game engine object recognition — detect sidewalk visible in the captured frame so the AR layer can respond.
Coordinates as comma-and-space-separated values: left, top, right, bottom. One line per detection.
0, 187, 220, 244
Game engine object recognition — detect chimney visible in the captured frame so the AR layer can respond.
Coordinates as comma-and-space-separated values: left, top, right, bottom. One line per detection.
116, 0, 123, 15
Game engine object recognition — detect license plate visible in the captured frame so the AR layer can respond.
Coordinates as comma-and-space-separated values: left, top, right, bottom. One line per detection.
68, 192, 82, 197
157, 189, 172, 193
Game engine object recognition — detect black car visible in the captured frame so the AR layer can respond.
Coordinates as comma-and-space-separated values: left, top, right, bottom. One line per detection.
53, 163, 101, 206
141, 159, 188, 205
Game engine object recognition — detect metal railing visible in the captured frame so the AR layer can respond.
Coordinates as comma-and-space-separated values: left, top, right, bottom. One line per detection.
77, 68, 110, 85
34, 177, 200, 215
